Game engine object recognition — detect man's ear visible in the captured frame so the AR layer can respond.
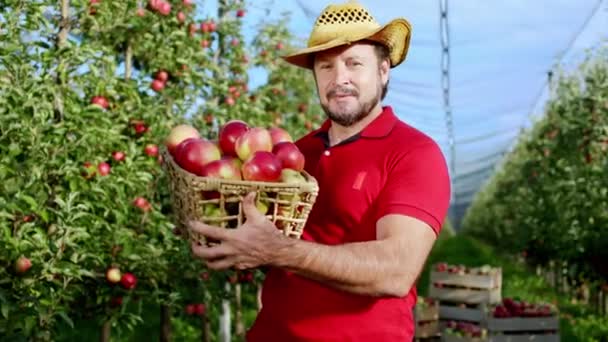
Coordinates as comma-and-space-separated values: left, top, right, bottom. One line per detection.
380, 58, 390, 85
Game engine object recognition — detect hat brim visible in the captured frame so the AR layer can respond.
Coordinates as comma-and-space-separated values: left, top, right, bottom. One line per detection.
281, 18, 412, 69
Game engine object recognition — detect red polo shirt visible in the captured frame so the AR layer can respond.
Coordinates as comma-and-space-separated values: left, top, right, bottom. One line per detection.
247, 106, 451, 341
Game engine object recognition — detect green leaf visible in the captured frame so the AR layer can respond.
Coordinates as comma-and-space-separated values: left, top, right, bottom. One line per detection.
56, 311, 74, 329
1, 303, 8, 319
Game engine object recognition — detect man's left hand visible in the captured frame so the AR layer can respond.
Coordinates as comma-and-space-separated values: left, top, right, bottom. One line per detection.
187, 192, 288, 270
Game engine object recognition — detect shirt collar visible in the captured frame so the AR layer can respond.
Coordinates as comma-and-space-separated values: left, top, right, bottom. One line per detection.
314, 106, 398, 139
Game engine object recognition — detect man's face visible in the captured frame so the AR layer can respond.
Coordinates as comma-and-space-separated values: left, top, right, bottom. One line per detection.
313, 43, 389, 127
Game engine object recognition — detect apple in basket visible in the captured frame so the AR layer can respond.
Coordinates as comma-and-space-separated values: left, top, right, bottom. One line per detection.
268, 127, 293, 146
218, 120, 250, 157
175, 138, 221, 176
241, 151, 282, 182
235, 127, 273, 161
165, 124, 201, 157
273, 142, 305, 172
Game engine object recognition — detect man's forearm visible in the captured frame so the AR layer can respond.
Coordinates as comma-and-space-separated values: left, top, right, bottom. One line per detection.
272, 237, 412, 297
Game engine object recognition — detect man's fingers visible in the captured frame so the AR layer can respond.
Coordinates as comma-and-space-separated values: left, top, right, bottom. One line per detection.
188, 220, 231, 241
242, 192, 264, 223
191, 242, 232, 260
206, 257, 236, 271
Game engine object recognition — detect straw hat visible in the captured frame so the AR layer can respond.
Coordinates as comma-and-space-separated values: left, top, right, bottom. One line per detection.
282, 1, 412, 69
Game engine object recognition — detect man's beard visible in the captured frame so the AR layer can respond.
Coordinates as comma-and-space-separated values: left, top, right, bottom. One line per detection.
321, 83, 382, 127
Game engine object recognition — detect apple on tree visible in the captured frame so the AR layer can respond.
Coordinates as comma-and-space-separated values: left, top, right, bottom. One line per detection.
15, 257, 31, 274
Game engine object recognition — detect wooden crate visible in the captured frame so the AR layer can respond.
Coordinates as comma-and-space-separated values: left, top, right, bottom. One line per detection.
486, 315, 559, 342
439, 303, 486, 323
442, 335, 486, 342
416, 298, 441, 339
429, 265, 502, 305
416, 299, 440, 322
416, 320, 441, 339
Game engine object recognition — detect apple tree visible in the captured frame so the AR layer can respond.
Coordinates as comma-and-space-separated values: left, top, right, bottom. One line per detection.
462, 48, 608, 299
0, 0, 323, 340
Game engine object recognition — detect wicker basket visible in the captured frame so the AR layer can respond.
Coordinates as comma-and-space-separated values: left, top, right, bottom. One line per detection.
161, 147, 319, 245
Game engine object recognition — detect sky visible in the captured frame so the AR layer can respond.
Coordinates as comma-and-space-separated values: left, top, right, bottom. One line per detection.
225, 0, 607, 226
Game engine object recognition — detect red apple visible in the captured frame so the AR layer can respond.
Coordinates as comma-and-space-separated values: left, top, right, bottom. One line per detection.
200, 159, 242, 180
194, 303, 206, 316
110, 296, 123, 307
268, 127, 293, 146
225, 96, 235, 106
235, 127, 272, 161
136, 7, 146, 16
91, 95, 109, 109
176, 11, 185, 23
201, 39, 209, 48
185, 304, 196, 315
120, 272, 137, 290
200, 271, 210, 281
112, 151, 125, 162
98, 162, 111, 176
435, 262, 448, 272
148, 0, 161, 10
218, 120, 249, 157
165, 124, 200, 156
175, 138, 221, 175
158, 1, 171, 15
272, 142, 305, 171
151, 79, 165, 92
155, 70, 169, 82
15, 257, 31, 274
133, 197, 151, 211
207, 21, 216, 32
230, 38, 239, 46
144, 144, 159, 157
132, 120, 148, 135
241, 151, 282, 182
236, 9, 245, 17
183, 0, 194, 5
106, 267, 121, 284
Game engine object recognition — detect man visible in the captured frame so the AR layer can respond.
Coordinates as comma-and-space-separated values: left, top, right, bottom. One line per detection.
188, 1, 451, 340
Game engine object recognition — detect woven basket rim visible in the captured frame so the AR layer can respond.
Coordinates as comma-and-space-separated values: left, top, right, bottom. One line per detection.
161, 147, 319, 192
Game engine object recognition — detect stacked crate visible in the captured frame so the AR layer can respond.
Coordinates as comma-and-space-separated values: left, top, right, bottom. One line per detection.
427, 263, 502, 341
415, 296, 441, 341
485, 298, 560, 341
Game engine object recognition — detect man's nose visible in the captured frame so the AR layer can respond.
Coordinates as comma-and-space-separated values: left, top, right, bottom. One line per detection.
332, 63, 350, 85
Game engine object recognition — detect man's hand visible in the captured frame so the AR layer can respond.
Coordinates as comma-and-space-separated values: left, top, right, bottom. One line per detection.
188, 192, 293, 270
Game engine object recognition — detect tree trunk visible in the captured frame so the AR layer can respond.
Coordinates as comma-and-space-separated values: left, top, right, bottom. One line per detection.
201, 310, 211, 342
54, 0, 70, 122
100, 321, 111, 342
219, 282, 232, 342
125, 41, 133, 81
235, 283, 245, 340
160, 305, 171, 342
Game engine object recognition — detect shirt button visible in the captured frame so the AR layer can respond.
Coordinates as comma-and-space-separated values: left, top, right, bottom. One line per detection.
324, 150, 331, 156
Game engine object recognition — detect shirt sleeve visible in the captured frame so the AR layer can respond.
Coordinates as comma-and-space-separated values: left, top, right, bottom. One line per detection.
374, 140, 451, 235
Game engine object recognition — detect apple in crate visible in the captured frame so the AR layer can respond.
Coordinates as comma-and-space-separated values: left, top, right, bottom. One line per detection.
235, 127, 273, 161
241, 151, 281, 182
165, 124, 200, 156
268, 127, 293, 146
273, 142, 305, 171
218, 120, 249, 157
175, 138, 221, 176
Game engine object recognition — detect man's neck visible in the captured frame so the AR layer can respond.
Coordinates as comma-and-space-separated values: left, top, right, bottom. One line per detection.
328, 104, 384, 146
